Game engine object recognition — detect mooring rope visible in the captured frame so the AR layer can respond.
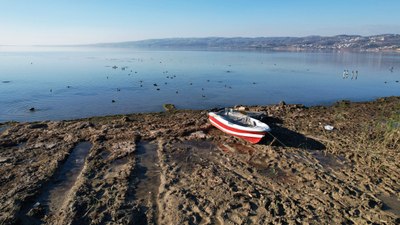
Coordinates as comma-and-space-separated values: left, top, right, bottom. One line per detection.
267, 131, 288, 148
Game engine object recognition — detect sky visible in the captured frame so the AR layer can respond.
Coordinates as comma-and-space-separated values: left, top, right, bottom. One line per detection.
1, 0, 399, 45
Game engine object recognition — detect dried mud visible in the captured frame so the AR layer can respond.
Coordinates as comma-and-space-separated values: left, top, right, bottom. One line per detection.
0, 97, 399, 224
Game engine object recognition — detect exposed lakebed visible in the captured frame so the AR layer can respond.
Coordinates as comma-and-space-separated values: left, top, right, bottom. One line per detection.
0, 97, 399, 224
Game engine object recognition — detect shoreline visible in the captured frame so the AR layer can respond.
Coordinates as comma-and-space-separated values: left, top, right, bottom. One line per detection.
1, 96, 399, 125
1, 96, 399, 224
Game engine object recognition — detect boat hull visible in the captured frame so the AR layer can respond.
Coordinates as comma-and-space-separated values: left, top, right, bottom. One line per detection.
208, 114, 266, 144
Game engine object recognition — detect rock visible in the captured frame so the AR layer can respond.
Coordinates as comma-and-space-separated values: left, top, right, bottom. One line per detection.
0, 157, 10, 163
121, 116, 132, 122
234, 105, 249, 111
29, 123, 48, 129
188, 131, 207, 139
163, 104, 176, 112
27, 202, 45, 218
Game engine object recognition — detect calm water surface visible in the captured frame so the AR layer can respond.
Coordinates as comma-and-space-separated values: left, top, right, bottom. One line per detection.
0, 46, 399, 122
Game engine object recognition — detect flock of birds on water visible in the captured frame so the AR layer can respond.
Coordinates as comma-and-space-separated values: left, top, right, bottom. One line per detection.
104, 62, 239, 104
0, 60, 398, 113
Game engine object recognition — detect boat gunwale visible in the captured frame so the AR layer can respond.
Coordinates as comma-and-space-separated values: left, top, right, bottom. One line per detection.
208, 111, 271, 133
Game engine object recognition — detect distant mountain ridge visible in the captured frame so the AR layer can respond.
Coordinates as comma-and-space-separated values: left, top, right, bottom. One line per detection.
94, 34, 400, 52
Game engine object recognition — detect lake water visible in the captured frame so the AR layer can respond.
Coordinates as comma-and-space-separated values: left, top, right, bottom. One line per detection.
0, 46, 399, 122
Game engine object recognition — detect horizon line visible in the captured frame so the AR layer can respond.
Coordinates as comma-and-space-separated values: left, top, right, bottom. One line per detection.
1, 33, 399, 47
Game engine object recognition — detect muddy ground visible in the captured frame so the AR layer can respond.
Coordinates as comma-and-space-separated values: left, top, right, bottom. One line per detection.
0, 97, 399, 225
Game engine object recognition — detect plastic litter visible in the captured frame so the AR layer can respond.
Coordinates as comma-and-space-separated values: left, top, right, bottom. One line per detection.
324, 125, 334, 131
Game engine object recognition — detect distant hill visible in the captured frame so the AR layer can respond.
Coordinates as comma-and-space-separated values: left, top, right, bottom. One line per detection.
93, 34, 400, 52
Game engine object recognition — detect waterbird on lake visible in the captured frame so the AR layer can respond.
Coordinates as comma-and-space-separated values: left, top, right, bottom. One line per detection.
112, 65, 118, 69
112, 100, 116, 103
156, 88, 160, 91
29, 107, 35, 111
390, 66, 394, 72
153, 83, 158, 86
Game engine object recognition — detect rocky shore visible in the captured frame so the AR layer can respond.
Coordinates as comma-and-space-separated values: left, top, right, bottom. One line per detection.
0, 97, 399, 224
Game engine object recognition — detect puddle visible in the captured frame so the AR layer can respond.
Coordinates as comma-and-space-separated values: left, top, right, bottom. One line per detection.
308, 150, 347, 170
217, 143, 254, 155
0, 125, 10, 134
172, 140, 217, 173
127, 141, 160, 225
378, 194, 400, 216
248, 160, 291, 183
20, 142, 92, 224
133, 142, 160, 201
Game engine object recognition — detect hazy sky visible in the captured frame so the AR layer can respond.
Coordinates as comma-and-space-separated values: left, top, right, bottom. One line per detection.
1, 0, 399, 45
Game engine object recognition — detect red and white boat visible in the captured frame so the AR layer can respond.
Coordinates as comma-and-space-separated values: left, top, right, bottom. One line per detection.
208, 109, 271, 144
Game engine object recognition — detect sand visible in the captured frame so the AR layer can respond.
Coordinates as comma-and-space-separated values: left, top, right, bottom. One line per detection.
0, 97, 399, 224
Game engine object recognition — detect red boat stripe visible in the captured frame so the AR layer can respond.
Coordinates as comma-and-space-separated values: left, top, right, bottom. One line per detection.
210, 119, 264, 139
209, 116, 266, 135
209, 119, 264, 143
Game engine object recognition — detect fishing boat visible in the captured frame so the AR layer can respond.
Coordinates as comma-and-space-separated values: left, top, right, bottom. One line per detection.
208, 109, 271, 144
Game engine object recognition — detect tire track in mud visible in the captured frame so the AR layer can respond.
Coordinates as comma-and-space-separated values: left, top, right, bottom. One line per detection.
61, 140, 136, 225
18, 141, 92, 224
120, 140, 161, 225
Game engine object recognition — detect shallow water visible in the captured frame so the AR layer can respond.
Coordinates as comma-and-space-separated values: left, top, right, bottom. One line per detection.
42, 142, 92, 212
378, 194, 400, 216
1, 46, 399, 122
134, 142, 160, 202
0, 125, 9, 134
19, 142, 92, 224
